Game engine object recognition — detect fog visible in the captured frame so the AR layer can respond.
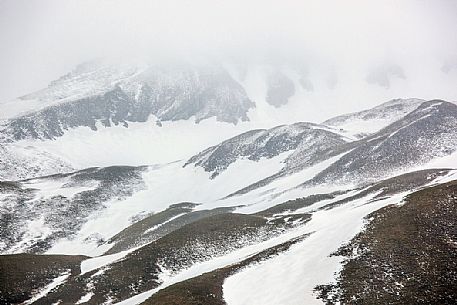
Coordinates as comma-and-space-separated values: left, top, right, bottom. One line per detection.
1, 0, 456, 118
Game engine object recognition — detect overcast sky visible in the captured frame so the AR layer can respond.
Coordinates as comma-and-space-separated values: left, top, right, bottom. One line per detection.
0, 0, 456, 108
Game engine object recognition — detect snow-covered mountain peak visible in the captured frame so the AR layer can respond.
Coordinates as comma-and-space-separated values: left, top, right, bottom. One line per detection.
0, 61, 256, 142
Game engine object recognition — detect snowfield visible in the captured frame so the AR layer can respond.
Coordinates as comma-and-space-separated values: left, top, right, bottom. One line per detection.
16, 118, 254, 169
45, 149, 314, 256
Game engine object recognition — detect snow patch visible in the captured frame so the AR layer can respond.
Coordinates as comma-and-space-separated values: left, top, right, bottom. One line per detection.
76, 292, 94, 304
23, 272, 70, 304
80, 247, 140, 275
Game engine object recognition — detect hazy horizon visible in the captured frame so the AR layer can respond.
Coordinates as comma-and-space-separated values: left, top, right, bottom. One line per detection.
1, 0, 456, 119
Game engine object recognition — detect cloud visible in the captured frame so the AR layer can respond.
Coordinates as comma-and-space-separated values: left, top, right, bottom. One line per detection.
0, 0, 456, 114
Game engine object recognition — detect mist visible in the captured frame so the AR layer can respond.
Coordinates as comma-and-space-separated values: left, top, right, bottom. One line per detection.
1, 0, 456, 119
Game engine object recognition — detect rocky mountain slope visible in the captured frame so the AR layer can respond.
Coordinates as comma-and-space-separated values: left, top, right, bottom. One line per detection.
316, 179, 457, 305
1, 61, 254, 142
2, 168, 454, 305
185, 122, 348, 178
186, 99, 457, 195
308, 100, 457, 185
0, 166, 147, 254
0, 85, 456, 305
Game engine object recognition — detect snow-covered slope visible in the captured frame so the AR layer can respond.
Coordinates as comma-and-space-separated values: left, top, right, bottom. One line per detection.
1, 93, 457, 305
0, 60, 437, 182
3, 99, 456, 259
309, 100, 457, 185
0, 166, 146, 254
322, 98, 424, 138
1, 61, 254, 142
6, 118, 252, 179
0, 143, 72, 180
223, 192, 407, 305
10, 168, 453, 305
184, 99, 457, 198
185, 122, 348, 178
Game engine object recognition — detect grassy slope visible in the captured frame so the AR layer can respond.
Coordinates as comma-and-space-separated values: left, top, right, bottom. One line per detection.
0, 253, 87, 304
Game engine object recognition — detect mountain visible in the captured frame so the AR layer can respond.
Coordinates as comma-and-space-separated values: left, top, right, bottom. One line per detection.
316, 179, 457, 305
0, 62, 456, 305
185, 122, 348, 178
2, 168, 454, 305
308, 100, 457, 185
0, 166, 147, 254
1, 61, 254, 141
0, 61, 261, 180
185, 99, 457, 197
265, 69, 296, 107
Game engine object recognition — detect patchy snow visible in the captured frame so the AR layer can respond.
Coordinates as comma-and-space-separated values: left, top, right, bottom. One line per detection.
43, 148, 351, 257
114, 189, 411, 305
113, 220, 311, 305
222, 192, 409, 305
23, 272, 70, 304
214, 152, 353, 214
46, 151, 292, 256
397, 149, 457, 185
0, 143, 73, 181
5, 217, 53, 254
23, 178, 99, 200
325, 116, 398, 138
385, 114, 432, 140
16, 120, 455, 258
420, 149, 457, 170
406, 151, 457, 186
1, 59, 456, 304
310, 124, 358, 142
433, 170, 457, 185
294, 188, 364, 214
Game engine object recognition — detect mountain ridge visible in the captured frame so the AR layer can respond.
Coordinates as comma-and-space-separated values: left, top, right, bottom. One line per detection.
1, 91, 456, 305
